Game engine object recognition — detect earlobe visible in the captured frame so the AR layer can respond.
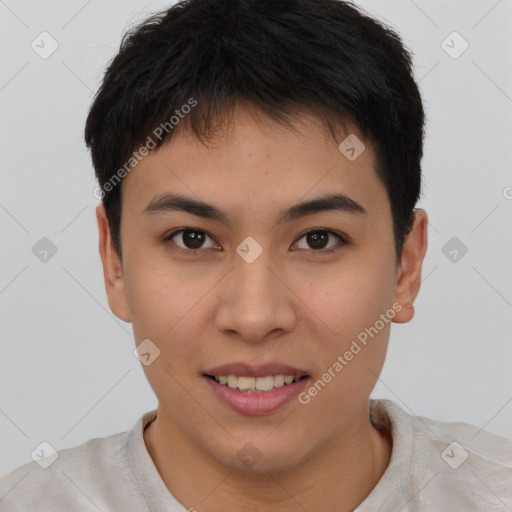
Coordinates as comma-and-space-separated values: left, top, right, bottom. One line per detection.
96, 203, 132, 323
392, 209, 428, 324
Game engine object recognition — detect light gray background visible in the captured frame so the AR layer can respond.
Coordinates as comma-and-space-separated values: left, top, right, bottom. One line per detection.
1, 0, 511, 477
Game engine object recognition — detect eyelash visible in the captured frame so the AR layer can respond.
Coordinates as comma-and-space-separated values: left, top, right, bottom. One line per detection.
162, 228, 349, 256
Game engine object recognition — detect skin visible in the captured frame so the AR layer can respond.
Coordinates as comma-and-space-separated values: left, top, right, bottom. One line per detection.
96, 102, 428, 511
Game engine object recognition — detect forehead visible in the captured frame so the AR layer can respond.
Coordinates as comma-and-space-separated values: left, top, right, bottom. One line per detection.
121, 104, 388, 223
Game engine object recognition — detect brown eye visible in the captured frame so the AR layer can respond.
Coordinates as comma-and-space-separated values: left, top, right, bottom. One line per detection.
294, 229, 346, 253
306, 231, 329, 250
165, 229, 216, 251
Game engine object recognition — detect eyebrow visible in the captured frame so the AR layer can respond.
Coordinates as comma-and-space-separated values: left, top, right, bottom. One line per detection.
142, 192, 366, 225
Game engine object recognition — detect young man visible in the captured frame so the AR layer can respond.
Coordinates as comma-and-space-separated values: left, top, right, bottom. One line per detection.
1, 0, 511, 510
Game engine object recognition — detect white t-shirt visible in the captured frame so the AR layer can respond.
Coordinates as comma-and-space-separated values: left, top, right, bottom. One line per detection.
1, 399, 511, 511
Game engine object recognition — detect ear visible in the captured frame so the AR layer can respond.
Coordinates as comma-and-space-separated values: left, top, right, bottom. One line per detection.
392, 208, 428, 324
96, 203, 132, 323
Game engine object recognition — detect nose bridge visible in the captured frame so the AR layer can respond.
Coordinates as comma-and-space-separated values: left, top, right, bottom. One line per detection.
216, 241, 295, 341
234, 242, 278, 310
236, 244, 274, 296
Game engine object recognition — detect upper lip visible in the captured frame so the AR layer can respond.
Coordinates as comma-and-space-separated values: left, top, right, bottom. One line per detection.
204, 362, 309, 378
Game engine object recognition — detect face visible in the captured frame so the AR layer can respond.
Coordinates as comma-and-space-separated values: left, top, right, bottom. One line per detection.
97, 102, 427, 474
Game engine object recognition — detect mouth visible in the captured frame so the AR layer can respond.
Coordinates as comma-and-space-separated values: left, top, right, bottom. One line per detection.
202, 363, 311, 415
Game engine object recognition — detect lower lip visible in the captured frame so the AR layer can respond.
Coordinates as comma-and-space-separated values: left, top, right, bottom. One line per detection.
203, 376, 310, 415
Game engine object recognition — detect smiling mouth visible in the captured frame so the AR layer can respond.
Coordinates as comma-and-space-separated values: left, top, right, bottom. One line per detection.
204, 374, 309, 393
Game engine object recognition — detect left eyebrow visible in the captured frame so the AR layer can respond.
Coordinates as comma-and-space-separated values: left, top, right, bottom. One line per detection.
142, 192, 367, 226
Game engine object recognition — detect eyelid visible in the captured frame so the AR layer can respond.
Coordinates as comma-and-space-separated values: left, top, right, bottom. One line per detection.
163, 227, 349, 254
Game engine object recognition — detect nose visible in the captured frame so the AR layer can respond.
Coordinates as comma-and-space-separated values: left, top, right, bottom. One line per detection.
214, 248, 297, 344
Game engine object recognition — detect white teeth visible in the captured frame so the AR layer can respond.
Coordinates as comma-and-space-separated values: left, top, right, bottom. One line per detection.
255, 376, 274, 391
238, 376, 256, 390
273, 375, 285, 387
212, 374, 304, 392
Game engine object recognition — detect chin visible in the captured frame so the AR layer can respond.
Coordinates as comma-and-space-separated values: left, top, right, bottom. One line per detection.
211, 437, 309, 475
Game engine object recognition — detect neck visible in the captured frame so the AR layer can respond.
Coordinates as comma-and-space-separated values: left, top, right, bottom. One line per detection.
144, 402, 392, 512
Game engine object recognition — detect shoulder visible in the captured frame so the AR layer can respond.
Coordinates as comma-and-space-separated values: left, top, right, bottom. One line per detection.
0, 429, 136, 511
368, 399, 512, 511
416, 408, 512, 501
417, 410, 512, 463
409, 403, 512, 470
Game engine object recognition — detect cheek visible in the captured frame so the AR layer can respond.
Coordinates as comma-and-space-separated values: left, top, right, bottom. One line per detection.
124, 247, 181, 329
301, 257, 394, 342
125, 256, 211, 369
126, 264, 206, 410
296, 255, 393, 404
